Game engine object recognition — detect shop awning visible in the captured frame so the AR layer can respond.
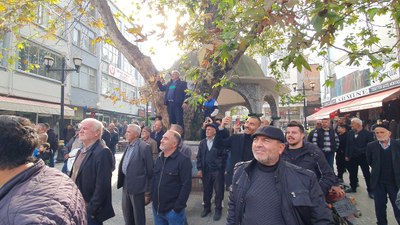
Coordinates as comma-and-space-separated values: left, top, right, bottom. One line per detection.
340, 87, 400, 113
0, 96, 75, 117
307, 100, 355, 121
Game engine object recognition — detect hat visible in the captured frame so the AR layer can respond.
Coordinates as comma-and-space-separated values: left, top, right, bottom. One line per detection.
205, 123, 218, 130
374, 122, 389, 131
252, 126, 285, 143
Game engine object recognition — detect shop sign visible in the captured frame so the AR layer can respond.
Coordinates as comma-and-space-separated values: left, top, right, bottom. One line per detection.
108, 65, 137, 85
322, 77, 400, 106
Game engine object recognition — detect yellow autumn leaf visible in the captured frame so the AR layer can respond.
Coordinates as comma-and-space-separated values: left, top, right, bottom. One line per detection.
127, 26, 143, 35
0, 3, 6, 12
17, 43, 24, 50
91, 18, 105, 29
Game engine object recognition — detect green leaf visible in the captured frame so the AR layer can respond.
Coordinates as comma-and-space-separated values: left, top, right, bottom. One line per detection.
311, 15, 324, 32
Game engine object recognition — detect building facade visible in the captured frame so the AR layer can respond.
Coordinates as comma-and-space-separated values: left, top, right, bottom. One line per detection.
0, 0, 147, 137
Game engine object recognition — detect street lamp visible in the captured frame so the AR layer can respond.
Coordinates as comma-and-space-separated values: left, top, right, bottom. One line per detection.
292, 81, 315, 129
43, 56, 82, 140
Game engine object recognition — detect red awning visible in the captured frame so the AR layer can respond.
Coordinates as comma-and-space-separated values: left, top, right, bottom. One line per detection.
307, 100, 355, 121
340, 87, 400, 113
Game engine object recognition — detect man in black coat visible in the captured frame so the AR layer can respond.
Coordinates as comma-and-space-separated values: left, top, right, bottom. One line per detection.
197, 123, 226, 221
366, 124, 400, 225
219, 116, 261, 189
150, 119, 165, 153
227, 126, 333, 225
70, 118, 115, 225
156, 70, 188, 130
117, 124, 153, 225
345, 117, 374, 198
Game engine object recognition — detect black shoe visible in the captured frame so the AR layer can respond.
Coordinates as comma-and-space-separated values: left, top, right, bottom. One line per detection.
213, 210, 222, 221
345, 187, 356, 193
368, 192, 374, 199
200, 209, 211, 217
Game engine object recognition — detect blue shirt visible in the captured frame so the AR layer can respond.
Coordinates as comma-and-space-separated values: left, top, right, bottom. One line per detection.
122, 140, 139, 175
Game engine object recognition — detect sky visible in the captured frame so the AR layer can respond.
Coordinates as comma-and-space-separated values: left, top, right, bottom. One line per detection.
113, 0, 182, 71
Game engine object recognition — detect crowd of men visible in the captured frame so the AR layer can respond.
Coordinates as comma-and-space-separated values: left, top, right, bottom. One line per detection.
1, 69, 400, 225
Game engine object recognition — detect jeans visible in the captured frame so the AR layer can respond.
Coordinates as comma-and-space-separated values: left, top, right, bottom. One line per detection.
373, 183, 400, 225
153, 207, 186, 225
323, 151, 335, 169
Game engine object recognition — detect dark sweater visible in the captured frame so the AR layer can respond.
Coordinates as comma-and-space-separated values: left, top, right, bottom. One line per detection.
242, 162, 284, 225
379, 145, 396, 186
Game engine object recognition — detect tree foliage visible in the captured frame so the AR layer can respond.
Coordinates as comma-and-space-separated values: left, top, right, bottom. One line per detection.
1, 0, 400, 133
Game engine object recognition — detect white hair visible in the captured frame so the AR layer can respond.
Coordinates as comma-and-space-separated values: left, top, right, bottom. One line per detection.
171, 70, 180, 76
80, 118, 104, 136
128, 124, 141, 135
351, 117, 363, 126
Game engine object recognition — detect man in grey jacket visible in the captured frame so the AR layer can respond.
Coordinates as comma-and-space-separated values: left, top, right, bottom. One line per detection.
227, 126, 333, 225
117, 124, 154, 225
0, 115, 86, 225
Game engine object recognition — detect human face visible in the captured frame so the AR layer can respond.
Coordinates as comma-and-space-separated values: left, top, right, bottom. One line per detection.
108, 124, 114, 133
79, 121, 100, 144
205, 126, 216, 138
125, 126, 139, 143
243, 118, 261, 135
153, 120, 162, 132
141, 129, 150, 139
337, 126, 346, 134
351, 121, 362, 132
39, 145, 45, 152
285, 126, 305, 147
171, 71, 179, 80
321, 119, 330, 130
252, 135, 284, 166
160, 131, 178, 152
374, 127, 391, 143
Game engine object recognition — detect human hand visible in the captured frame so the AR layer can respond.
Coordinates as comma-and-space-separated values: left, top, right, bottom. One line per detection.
64, 153, 70, 159
145, 192, 152, 205
197, 170, 203, 178
345, 157, 350, 161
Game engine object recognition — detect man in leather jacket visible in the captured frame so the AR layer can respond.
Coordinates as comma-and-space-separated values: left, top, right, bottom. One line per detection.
227, 126, 333, 225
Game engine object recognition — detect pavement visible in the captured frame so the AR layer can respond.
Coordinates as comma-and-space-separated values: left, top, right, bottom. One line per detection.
56, 151, 398, 225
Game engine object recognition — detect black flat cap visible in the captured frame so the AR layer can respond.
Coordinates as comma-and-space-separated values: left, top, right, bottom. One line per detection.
252, 126, 285, 143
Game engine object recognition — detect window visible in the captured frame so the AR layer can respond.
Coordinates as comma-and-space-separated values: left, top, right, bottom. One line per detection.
101, 73, 109, 95
72, 24, 96, 54
72, 65, 97, 92
36, 4, 66, 37
17, 41, 62, 81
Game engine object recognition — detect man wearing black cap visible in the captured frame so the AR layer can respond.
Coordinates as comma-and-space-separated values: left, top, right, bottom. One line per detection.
366, 123, 400, 225
227, 126, 333, 225
196, 123, 225, 221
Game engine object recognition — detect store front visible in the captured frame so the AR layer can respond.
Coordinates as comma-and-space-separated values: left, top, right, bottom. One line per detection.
308, 79, 400, 123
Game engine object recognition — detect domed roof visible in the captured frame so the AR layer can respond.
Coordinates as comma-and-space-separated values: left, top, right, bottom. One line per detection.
170, 51, 265, 78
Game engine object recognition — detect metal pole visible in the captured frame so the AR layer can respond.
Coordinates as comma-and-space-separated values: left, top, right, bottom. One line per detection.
60, 57, 65, 140
287, 96, 291, 123
303, 82, 307, 130
145, 101, 149, 126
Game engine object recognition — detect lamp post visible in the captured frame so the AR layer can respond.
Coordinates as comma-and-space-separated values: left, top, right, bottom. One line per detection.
43, 56, 82, 139
292, 81, 315, 129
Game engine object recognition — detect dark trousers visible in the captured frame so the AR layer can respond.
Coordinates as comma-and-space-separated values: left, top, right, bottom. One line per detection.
167, 102, 184, 129
335, 150, 346, 179
373, 183, 400, 225
348, 154, 371, 192
87, 212, 103, 225
122, 183, 146, 225
202, 170, 224, 210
